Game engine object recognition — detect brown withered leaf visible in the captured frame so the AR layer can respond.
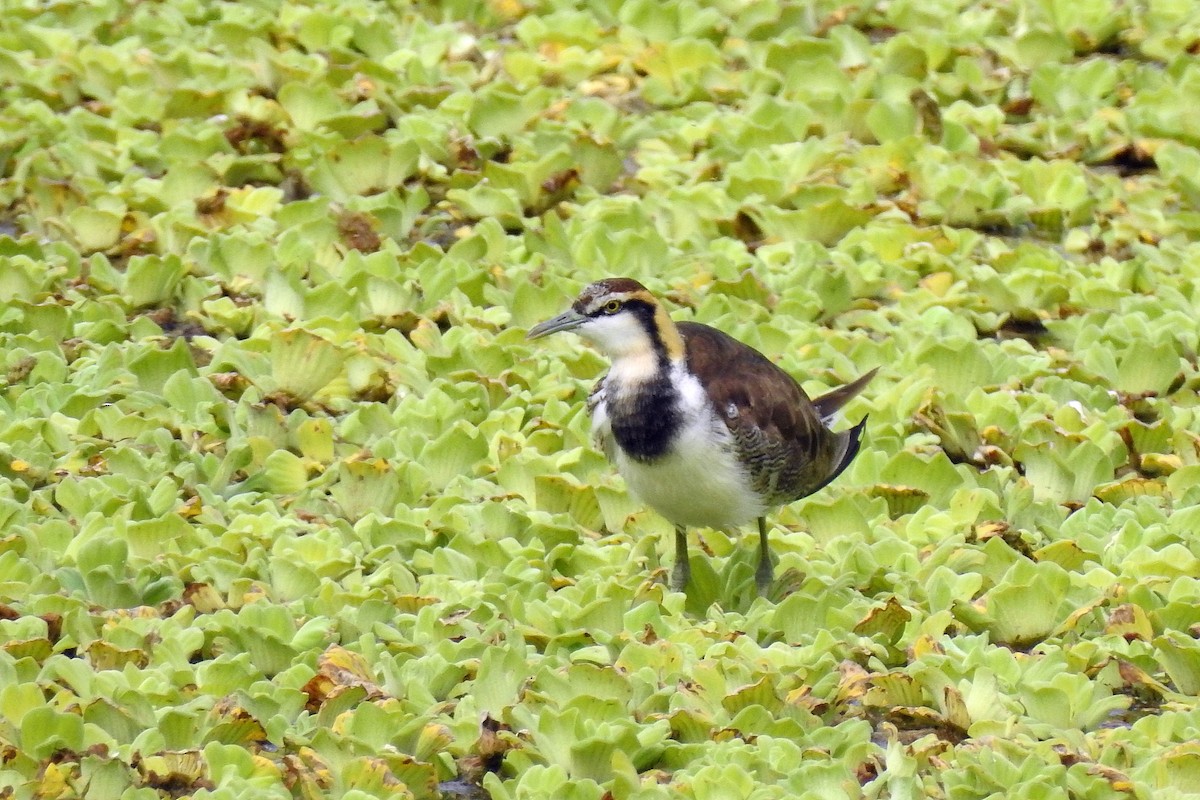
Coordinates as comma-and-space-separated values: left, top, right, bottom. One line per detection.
836, 660, 872, 707
183, 582, 226, 613
457, 714, 518, 786
85, 640, 149, 671
42, 613, 63, 644
337, 211, 381, 253
1117, 659, 1171, 705
135, 749, 213, 797
302, 644, 386, 710
3, 638, 52, 661
1106, 604, 1154, 642
854, 597, 912, 645
282, 747, 333, 794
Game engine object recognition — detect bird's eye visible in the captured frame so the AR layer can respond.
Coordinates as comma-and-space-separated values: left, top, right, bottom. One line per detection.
603, 300, 622, 314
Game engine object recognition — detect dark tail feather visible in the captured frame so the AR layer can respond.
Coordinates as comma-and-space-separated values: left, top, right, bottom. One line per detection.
812, 414, 869, 494
813, 367, 878, 424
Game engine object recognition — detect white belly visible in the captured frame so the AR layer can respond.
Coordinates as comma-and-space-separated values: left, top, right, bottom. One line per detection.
592, 369, 764, 530
617, 428, 763, 529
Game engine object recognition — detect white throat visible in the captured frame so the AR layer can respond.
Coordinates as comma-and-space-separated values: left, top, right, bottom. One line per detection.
607, 350, 664, 387
579, 313, 671, 390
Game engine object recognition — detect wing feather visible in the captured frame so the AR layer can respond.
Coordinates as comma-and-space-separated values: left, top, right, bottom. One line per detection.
678, 321, 865, 503
587, 377, 616, 459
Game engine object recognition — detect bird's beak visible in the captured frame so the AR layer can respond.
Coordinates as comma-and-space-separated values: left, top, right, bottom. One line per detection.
526, 308, 586, 340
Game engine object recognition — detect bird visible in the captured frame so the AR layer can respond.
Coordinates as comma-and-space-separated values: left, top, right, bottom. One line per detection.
526, 277, 876, 595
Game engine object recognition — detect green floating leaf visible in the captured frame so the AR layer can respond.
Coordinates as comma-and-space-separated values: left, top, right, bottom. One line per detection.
467, 84, 549, 137
1115, 340, 1182, 395
721, 676, 781, 715
68, 206, 122, 251
1034, 539, 1091, 571
914, 393, 981, 465
20, 706, 85, 761
1151, 743, 1200, 794
879, 450, 964, 506
955, 560, 1072, 646
129, 337, 198, 394
422, 422, 488, 490
865, 484, 930, 519
125, 254, 187, 308
533, 474, 604, 531
853, 596, 913, 645
294, 417, 335, 462
277, 81, 347, 129
866, 99, 918, 142
329, 458, 402, 520
1014, 439, 1118, 504
0, 259, 41, 301
125, 514, 192, 562
635, 38, 724, 105
3, 637, 52, 662
446, 184, 525, 227
16, 301, 70, 341
1093, 478, 1166, 505
257, 449, 310, 495
1155, 633, 1200, 696
269, 329, 345, 400
268, 557, 321, 601
744, 200, 875, 247
863, 673, 927, 709
475, 643, 530, 715
306, 136, 420, 200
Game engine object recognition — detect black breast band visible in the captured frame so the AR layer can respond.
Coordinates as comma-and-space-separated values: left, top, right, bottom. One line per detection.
608, 371, 681, 462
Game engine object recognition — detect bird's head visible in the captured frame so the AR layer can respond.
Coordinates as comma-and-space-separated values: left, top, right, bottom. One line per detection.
526, 277, 684, 362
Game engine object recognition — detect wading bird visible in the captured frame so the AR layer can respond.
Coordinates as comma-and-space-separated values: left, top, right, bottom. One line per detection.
528, 277, 875, 594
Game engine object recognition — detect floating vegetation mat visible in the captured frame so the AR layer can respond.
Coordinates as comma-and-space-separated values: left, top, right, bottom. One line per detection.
2, 1, 1200, 798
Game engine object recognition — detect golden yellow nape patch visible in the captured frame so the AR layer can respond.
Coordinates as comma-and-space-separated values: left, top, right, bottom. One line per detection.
653, 303, 685, 361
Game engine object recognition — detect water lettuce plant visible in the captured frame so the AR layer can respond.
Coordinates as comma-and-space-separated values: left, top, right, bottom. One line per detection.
2, 0, 1200, 798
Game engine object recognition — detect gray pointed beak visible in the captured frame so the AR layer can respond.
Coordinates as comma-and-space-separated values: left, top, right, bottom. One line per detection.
526, 309, 586, 340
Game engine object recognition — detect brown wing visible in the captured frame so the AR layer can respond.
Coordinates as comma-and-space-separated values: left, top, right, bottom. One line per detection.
678, 321, 860, 504
813, 367, 878, 422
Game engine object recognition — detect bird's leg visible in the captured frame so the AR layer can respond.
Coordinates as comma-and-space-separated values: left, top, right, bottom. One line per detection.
754, 517, 774, 594
670, 525, 691, 591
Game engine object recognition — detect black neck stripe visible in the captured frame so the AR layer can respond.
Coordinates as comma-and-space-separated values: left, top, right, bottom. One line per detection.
621, 299, 669, 362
